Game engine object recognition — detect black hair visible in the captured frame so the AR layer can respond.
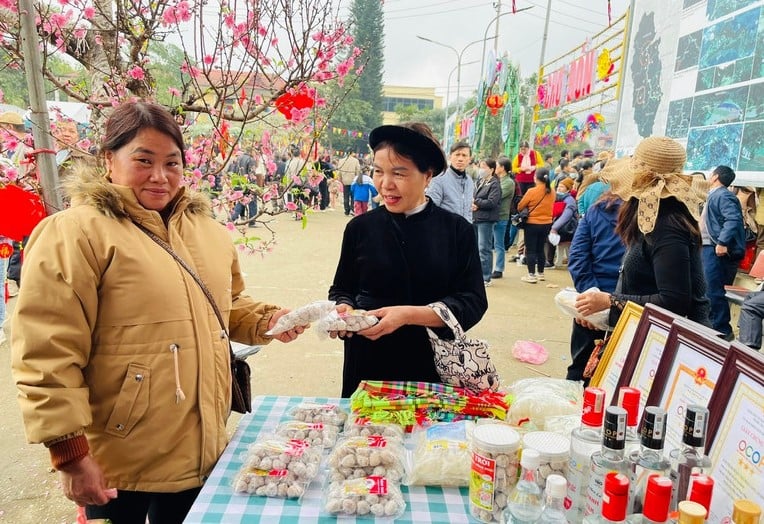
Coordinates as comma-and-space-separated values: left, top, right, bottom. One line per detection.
497, 157, 511, 174
536, 167, 552, 193
571, 150, 582, 159
100, 101, 185, 166
559, 158, 570, 169
712, 165, 735, 187
520, 140, 530, 148
578, 160, 594, 171
560, 149, 569, 158
482, 158, 497, 175
450, 140, 471, 155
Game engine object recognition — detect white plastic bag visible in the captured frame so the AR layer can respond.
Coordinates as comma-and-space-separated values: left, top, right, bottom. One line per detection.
315, 309, 379, 339
404, 421, 474, 487
265, 300, 336, 335
507, 378, 583, 430
548, 231, 560, 246
553, 287, 610, 331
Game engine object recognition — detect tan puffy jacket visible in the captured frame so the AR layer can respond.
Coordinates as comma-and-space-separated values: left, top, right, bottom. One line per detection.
11, 170, 278, 492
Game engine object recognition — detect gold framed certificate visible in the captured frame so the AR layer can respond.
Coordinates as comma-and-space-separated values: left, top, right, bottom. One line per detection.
644, 318, 730, 453
704, 343, 764, 523
590, 301, 643, 405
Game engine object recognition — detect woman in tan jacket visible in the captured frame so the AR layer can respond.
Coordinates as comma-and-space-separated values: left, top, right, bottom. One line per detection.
11, 102, 306, 523
516, 167, 555, 283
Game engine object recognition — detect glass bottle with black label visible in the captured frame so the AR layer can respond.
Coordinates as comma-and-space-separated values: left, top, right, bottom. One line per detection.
628, 406, 670, 514
668, 405, 711, 512
584, 406, 631, 517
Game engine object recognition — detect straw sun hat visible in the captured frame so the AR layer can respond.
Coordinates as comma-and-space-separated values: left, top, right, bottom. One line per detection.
599, 136, 706, 234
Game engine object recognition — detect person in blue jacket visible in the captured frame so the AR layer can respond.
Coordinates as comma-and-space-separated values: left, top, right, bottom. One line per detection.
566, 191, 626, 384
350, 171, 378, 215
701, 165, 746, 339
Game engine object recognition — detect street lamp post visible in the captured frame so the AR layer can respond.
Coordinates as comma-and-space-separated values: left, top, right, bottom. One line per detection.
416, 36, 490, 117
477, 6, 534, 92
443, 60, 479, 140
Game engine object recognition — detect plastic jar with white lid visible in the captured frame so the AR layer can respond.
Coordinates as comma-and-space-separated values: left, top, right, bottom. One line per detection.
522, 431, 570, 489
469, 424, 521, 523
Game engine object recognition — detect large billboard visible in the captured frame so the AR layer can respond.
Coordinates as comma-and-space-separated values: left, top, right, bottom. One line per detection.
616, 0, 764, 185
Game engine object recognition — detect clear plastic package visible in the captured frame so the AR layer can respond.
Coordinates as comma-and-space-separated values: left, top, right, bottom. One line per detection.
265, 300, 336, 335
289, 401, 348, 426
323, 475, 406, 518
343, 415, 406, 442
316, 309, 379, 338
274, 420, 340, 448
521, 431, 570, 489
507, 378, 583, 430
554, 287, 610, 331
405, 421, 475, 487
327, 435, 405, 484
232, 437, 322, 500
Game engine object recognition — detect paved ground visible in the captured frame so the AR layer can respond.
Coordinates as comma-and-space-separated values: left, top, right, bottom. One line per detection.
0, 207, 577, 522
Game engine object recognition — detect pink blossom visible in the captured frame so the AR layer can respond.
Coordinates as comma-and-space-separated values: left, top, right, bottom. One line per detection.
262, 192, 273, 202
127, 66, 145, 80
223, 13, 236, 28
236, 243, 246, 252
226, 222, 236, 232
258, 25, 267, 36
83, 6, 95, 19
0, 0, 17, 10
168, 87, 180, 97
203, 55, 214, 65
77, 138, 91, 151
192, 168, 202, 180
207, 175, 216, 185
270, 37, 278, 46
73, 27, 87, 40
285, 201, 297, 211
161, 1, 192, 25
4, 167, 18, 181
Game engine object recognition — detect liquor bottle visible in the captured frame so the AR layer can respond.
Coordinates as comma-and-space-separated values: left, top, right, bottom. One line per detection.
538, 474, 568, 523
732, 499, 762, 524
584, 406, 631, 517
617, 387, 642, 456
668, 406, 712, 511
686, 474, 714, 517
677, 501, 707, 523
628, 407, 671, 514
626, 474, 672, 523
565, 386, 607, 521
582, 472, 630, 523
503, 448, 544, 523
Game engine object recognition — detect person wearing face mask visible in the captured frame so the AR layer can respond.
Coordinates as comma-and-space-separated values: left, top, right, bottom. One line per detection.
11, 102, 308, 523
328, 122, 487, 397
546, 177, 578, 268
472, 159, 502, 286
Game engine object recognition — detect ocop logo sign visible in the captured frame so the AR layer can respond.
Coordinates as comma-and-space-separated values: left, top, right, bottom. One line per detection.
739, 439, 762, 466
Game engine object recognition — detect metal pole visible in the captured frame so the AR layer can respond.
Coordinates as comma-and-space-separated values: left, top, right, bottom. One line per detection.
19, 0, 61, 214
478, 7, 533, 92
443, 66, 456, 140
528, 0, 553, 146
493, 1, 501, 54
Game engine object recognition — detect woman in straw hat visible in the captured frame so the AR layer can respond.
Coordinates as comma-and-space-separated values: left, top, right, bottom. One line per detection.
328, 122, 488, 397
575, 136, 710, 327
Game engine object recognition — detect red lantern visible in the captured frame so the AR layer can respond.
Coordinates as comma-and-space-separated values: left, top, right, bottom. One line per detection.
0, 242, 12, 258
275, 87, 316, 120
486, 94, 505, 116
0, 184, 46, 241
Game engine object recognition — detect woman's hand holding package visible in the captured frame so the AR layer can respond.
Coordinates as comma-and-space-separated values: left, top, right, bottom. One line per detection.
267, 309, 308, 343
575, 291, 611, 317
59, 455, 118, 507
328, 303, 355, 340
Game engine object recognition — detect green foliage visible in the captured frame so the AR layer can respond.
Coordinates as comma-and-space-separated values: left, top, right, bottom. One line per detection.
317, 80, 371, 153
0, 51, 87, 107
148, 42, 190, 107
393, 105, 446, 142
351, 0, 384, 129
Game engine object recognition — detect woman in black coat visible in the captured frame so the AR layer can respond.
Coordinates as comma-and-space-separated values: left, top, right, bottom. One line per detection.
328, 123, 488, 397
473, 159, 502, 285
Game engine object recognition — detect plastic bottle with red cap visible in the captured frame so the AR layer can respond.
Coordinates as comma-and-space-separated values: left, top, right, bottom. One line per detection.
626, 474, 673, 523
565, 386, 607, 521
668, 405, 712, 512
583, 472, 631, 523
686, 474, 713, 517
617, 387, 642, 457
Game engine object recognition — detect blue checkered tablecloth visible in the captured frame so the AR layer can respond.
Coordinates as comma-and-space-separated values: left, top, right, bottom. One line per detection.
184, 396, 473, 523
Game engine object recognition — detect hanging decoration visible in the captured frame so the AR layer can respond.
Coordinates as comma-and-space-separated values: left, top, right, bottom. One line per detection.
533, 113, 608, 146
486, 94, 505, 116
0, 184, 46, 241
608, 0, 612, 26
597, 48, 615, 82
274, 85, 316, 120
330, 127, 368, 140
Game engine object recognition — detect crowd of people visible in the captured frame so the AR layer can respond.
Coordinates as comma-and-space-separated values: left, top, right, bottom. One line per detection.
2, 104, 762, 522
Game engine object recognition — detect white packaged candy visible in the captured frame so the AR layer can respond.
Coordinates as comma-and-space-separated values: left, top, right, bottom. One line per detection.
232, 437, 322, 499
265, 300, 336, 335
324, 475, 406, 518
343, 415, 405, 442
316, 309, 379, 337
274, 420, 340, 448
327, 436, 405, 484
405, 421, 475, 487
289, 402, 348, 427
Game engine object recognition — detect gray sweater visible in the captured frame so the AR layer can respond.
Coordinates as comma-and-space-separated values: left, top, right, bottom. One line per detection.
426, 166, 475, 222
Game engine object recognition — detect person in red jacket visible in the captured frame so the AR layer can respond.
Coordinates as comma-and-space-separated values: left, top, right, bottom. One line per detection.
511, 140, 544, 195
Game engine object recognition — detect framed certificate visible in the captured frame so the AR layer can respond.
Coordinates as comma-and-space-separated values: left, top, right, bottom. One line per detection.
614, 303, 677, 410
590, 301, 643, 405
704, 343, 764, 523
644, 318, 730, 454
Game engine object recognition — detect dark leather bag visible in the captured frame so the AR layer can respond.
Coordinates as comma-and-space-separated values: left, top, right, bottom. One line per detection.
133, 221, 252, 413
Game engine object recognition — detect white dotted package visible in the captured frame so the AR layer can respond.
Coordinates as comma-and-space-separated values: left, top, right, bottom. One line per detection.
521, 431, 570, 489
468, 423, 521, 523
289, 401, 348, 426
343, 415, 406, 442
274, 420, 340, 448
327, 435, 405, 484
405, 420, 474, 487
324, 475, 406, 518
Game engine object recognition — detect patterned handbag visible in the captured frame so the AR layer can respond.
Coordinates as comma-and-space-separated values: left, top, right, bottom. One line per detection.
426, 302, 500, 393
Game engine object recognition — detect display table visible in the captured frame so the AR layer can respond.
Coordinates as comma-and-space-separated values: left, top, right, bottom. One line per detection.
184, 395, 472, 523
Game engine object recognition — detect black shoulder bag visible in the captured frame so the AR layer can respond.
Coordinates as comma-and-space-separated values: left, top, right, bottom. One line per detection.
132, 221, 252, 413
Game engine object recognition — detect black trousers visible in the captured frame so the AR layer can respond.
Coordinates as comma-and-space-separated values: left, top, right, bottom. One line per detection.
318, 178, 330, 210
7, 240, 23, 283
566, 320, 605, 386
343, 184, 354, 214
86, 487, 201, 524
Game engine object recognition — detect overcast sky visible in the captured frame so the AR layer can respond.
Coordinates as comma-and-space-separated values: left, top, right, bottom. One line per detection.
352, 0, 632, 102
